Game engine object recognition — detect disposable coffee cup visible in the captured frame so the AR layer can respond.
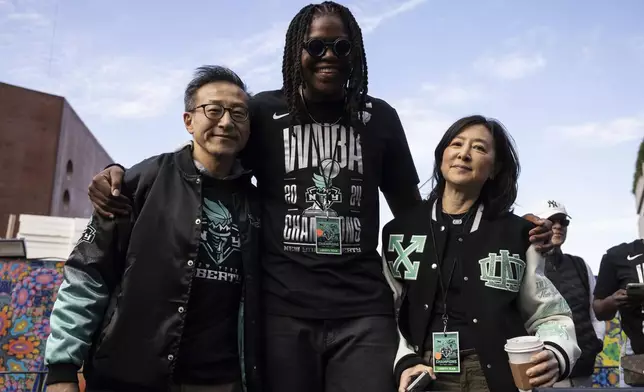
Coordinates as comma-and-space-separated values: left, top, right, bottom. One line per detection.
504, 336, 544, 392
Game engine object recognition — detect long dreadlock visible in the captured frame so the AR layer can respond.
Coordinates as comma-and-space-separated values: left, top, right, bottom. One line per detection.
282, 1, 368, 127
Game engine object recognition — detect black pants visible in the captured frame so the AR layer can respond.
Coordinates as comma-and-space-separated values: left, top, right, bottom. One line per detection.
264, 314, 398, 392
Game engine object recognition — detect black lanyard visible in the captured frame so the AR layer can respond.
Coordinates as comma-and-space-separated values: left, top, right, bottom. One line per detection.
429, 205, 474, 335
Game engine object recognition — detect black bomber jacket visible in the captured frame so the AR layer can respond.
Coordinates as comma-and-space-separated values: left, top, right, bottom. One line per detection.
44, 145, 262, 391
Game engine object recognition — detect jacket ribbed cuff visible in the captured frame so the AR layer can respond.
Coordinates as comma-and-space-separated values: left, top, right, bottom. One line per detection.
394, 353, 428, 387
544, 342, 570, 381
46, 363, 80, 385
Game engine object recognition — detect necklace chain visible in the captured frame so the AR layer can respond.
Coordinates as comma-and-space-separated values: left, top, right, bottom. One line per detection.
299, 89, 343, 126
444, 208, 474, 225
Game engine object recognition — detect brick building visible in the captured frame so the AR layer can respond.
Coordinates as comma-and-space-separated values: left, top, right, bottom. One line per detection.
0, 82, 113, 234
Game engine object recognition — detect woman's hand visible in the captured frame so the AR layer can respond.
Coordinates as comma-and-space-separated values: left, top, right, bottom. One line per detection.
398, 364, 436, 392
88, 165, 131, 218
527, 349, 560, 388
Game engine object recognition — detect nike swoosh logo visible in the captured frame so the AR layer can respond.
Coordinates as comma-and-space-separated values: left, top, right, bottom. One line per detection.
627, 254, 644, 261
273, 112, 289, 120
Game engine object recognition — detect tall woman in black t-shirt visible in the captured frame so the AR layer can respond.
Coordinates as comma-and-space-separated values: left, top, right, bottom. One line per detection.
382, 115, 581, 392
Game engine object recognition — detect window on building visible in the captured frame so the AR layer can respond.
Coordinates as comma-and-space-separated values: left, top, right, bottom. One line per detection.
63, 190, 70, 212
66, 160, 73, 180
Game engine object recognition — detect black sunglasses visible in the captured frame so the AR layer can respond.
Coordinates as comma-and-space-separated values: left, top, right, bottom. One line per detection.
304, 38, 352, 58
551, 218, 570, 227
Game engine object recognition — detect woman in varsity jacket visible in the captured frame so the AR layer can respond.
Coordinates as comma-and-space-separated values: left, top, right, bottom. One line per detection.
382, 115, 581, 392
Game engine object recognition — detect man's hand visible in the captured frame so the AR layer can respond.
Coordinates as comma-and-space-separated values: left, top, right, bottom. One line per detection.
88, 165, 131, 218
523, 214, 553, 253
610, 288, 633, 308
46, 382, 80, 392
594, 289, 629, 320
398, 364, 436, 392
527, 349, 560, 388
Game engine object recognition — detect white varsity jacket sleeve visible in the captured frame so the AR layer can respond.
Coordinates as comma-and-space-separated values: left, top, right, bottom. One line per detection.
520, 244, 582, 380
382, 253, 418, 373
585, 260, 606, 341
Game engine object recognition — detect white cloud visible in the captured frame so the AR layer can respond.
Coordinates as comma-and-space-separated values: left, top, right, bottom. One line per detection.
6, 11, 49, 25
0, 0, 14, 11
566, 215, 639, 273
577, 27, 602, 62
393, 98, 454, 140
389, 96, 454, 192
220, 0, 428, 74
1, 0, 428, 122
474, 52, 546, 80
385, 79, 486, 197
548, 115, 644, 146
1, 26, 190, 120
580, 45, 593, 60
421, 83, 483, 106
218, 23, 288, 69
503, 26, 556, 50
358, 0, 428, 33
472, 25, 553, 80
632, 36, 644, 59
242, 61, 281, 93
67, 61, 190, 119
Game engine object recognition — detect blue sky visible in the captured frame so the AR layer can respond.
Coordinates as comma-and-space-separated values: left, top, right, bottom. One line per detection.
1, 0, 642, 272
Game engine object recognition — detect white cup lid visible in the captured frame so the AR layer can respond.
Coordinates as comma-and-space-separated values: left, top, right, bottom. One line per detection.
504, 336, 543, 352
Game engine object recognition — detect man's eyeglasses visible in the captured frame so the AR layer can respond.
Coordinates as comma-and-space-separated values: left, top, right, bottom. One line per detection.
190, 103, 249, 122
304, 38, 352, 58
551, 218, 570, 227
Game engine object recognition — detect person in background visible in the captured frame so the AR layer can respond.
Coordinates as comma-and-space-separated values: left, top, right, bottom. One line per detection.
594, 237, 644, 386
384, 115, 580, 392
44, 66, 262, 392
534, 200, 604, 387
594, 238, 644, 353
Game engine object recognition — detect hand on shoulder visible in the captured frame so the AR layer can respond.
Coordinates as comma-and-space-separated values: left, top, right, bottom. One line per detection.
522, 213, 553, 253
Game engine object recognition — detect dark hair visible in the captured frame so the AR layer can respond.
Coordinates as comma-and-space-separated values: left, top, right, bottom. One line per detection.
282, 1, 368, 125
184, 65, 248, 111
430, 115, 521, 218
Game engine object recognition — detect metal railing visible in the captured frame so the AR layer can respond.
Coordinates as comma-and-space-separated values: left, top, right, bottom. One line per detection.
0, 370, 48, 392
0, 366, 627, 390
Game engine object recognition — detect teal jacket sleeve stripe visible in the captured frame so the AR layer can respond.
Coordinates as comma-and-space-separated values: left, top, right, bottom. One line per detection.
45, 213, 126, 369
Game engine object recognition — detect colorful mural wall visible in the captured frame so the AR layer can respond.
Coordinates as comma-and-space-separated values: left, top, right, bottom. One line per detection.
0, 258, 64, 391
593, 316, 629, 387
0, 258, 633, 390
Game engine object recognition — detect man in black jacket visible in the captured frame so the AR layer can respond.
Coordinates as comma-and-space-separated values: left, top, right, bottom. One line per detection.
535, 200, 604, 387
44, 66, 262, 392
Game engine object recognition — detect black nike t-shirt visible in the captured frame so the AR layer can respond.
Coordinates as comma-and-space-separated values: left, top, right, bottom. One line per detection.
245, 89, 419, 318
594, 239, 644, 354
173, 176, 243, 384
